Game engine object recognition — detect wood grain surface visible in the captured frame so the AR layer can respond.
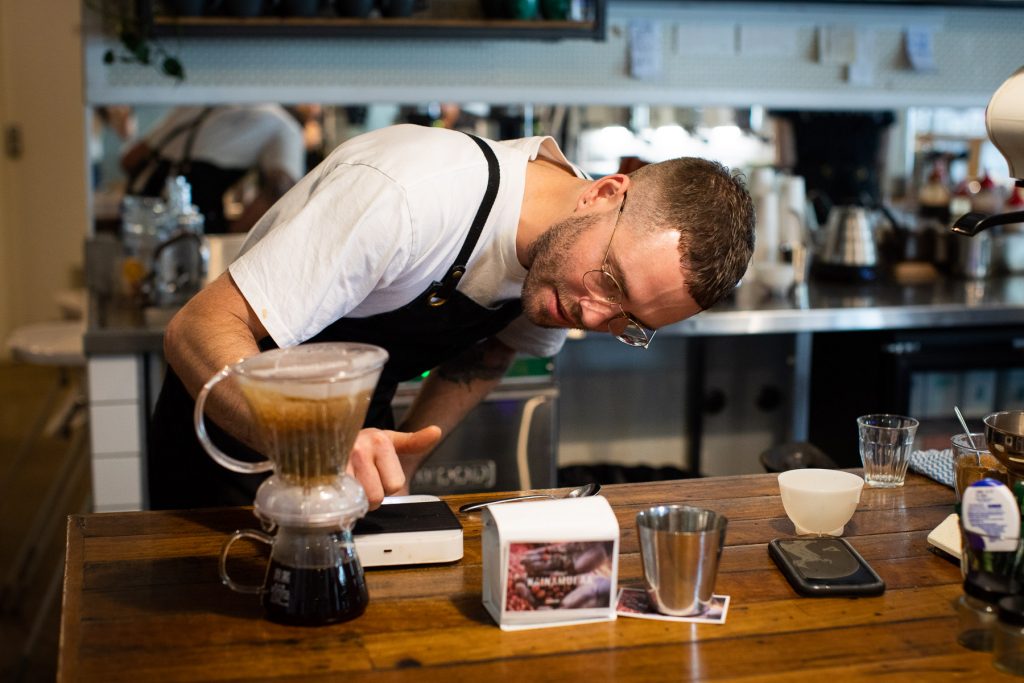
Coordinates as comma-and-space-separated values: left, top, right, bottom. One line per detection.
59, 472, 1005, 681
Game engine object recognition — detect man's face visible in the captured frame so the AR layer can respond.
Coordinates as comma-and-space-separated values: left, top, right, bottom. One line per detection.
521, 210, 701, 337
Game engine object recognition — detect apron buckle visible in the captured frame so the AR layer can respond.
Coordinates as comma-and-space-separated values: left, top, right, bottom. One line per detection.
427, 281, 449, 307
427, 266, 465, 307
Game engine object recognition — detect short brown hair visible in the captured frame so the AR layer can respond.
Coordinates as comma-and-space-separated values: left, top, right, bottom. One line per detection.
627, 158, 755, 310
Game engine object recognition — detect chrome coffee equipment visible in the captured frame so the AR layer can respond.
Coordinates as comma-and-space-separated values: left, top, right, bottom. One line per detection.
984, 411, 1024, 480
953, 66, 1024, 238
197, 342, 389, 625
145, 229, 208, 307
121, 175, 208, 307
811, 204, 893, 281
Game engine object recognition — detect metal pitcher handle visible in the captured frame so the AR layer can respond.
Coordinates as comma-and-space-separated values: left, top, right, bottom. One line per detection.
194, 365, 273, 474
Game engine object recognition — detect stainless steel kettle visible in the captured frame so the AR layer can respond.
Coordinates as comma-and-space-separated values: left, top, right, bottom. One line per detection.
144, 230, 208, 307
817, 205, 881, 268
811, 203, 900, 281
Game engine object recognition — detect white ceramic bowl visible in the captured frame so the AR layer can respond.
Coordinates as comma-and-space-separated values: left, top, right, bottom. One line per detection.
777, 469, 864, 536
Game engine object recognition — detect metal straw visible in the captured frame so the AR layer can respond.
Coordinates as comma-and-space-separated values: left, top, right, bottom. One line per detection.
954, 405, 982, 465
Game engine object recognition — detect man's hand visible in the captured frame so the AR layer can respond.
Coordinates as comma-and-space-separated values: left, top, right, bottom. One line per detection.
347, 426, 443, 508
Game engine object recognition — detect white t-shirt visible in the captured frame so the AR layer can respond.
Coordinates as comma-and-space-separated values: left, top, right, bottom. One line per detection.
141, 104, 305, 182
229, 124, 585, 358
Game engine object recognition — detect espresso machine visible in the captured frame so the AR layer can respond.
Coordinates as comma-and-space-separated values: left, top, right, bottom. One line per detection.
195, 342, 389, 625
952, 66, 1024, 237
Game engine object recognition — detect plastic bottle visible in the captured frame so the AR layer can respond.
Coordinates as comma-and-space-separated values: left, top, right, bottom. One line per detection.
961, 479, 1021, 576
166, 175, 205, 235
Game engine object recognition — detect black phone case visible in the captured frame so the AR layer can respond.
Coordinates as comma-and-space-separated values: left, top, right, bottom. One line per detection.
768, 537, 885, 597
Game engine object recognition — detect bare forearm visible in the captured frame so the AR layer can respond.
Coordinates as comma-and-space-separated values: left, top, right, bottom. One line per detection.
397, 337, 516, 468
163, 273, 267, 448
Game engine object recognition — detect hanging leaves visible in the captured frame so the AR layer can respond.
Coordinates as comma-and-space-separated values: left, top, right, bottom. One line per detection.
87, 0, 186, 81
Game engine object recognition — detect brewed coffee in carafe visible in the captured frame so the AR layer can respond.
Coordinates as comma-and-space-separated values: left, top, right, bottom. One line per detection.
220, 523, 369, 626
262, 527, 368, 626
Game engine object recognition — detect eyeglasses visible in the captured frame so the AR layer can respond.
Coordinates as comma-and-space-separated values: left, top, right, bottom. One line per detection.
581, 192, 657, 349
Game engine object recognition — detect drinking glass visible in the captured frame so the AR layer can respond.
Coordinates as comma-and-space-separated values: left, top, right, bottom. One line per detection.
857, 414, 919, 488
952, 432, 1008, 503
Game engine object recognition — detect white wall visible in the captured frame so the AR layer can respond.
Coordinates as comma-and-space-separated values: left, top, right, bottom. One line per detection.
84, 2, 1023, 109
0, 0, 87, 351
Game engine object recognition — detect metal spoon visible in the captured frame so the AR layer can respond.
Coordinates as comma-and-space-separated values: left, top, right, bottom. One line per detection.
458, 482, 601, 513
954, 405, 978, 449
954, 405, 982, 467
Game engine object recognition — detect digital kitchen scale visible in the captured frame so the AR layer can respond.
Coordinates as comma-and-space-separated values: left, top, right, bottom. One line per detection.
353, 495, 463, 567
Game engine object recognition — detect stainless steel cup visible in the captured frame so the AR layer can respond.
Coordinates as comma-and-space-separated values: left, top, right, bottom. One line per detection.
636, 505, 727, 617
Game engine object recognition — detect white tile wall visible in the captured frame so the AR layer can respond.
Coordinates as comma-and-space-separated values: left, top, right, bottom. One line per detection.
91, 455, 143, 510
87, 356, 140, 402
88, 403, 142, 454
87, 355, 145, 511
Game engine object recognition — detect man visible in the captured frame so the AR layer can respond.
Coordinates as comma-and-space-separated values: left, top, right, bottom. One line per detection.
148, 124, 754, 510
121, 104, 305, 233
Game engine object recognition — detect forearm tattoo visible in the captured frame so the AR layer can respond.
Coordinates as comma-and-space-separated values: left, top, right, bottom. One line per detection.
434, 341, 511, 386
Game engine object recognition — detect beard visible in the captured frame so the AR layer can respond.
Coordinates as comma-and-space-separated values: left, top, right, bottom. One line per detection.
521, 212, 602, 329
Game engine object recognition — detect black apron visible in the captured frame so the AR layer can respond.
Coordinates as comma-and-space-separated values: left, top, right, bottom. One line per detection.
148, 133, 521, 510
127, 108, 248, 235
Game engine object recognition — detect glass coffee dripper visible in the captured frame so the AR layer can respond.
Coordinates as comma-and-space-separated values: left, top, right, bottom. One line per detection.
195, 342, 389, 625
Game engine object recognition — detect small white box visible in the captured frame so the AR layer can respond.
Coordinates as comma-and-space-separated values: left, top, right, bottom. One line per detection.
482, 496, 619, 631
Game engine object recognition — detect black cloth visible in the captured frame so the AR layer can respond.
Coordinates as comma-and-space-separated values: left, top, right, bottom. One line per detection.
147, 133, 520, 510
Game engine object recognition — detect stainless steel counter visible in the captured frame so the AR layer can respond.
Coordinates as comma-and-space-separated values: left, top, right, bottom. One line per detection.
667, 276, 1024, 337
83, 296, 171, 355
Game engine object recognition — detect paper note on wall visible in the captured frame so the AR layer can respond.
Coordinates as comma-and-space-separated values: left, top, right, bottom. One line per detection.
629, 20, 662, 80
818, 25, 857, 65
738, 24, 800, 59
846, 30, 876, 86
905, 25, 937, 72
674, 22, 736, 57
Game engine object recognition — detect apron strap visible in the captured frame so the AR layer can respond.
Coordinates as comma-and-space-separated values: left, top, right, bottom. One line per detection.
126, 107, 214, 195
426, 133, 500, 307
177, 106, 212, 176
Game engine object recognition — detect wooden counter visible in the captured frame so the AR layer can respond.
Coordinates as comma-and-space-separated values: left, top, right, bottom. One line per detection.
59, 473, 1003, 681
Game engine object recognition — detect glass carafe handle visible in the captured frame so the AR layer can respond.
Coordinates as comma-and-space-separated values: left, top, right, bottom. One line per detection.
219, 528, 273, 594
194, 365, 273, 473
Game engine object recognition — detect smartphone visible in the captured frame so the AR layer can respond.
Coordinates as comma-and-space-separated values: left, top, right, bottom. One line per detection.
768, 537, 885, 597
353, 495, 463, 568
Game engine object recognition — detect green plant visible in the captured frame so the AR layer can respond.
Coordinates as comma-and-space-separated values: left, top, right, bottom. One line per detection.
87, 0, 185, 81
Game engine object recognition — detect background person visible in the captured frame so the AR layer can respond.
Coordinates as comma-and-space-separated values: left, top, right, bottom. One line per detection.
120, 104, 305, 233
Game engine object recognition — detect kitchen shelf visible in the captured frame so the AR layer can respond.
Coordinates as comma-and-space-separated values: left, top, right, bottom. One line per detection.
142, 2, 606, 41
